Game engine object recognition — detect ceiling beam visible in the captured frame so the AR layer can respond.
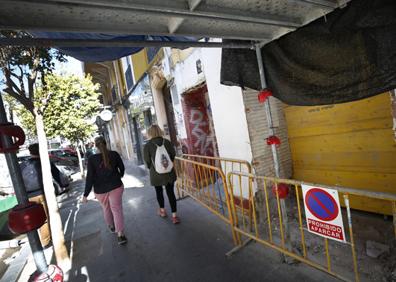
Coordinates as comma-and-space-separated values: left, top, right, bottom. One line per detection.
168, 0, 202, 34
0, 23, 270, 41
0, 38, 256, 49
91, 68, 108, 77
168, 0, 203, 34
36, 0, 302, 28
91, 76, 107, 84
168, 18, 185, 34
188, 0, 202, 11
297, 0, 338, 9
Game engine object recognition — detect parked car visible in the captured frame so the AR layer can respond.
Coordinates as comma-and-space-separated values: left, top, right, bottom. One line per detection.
16, 150, 30, 163
16, 151, 73, 195
48, 149, 79, 167
53, 165, 71, 195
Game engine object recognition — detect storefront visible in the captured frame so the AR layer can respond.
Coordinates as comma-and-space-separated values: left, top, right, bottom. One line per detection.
125, 73, 157, 165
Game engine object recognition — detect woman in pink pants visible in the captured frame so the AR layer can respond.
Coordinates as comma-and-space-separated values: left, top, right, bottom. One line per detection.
82, 136, 127, 245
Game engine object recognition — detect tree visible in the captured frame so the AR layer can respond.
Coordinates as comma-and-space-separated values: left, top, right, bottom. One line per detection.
16, 74, 101, 174
3, 94, 17, 123
0, 30, 70, 270
13, 102, 36, 140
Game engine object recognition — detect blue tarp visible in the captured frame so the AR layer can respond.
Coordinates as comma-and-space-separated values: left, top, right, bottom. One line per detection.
30, 32, 196, 62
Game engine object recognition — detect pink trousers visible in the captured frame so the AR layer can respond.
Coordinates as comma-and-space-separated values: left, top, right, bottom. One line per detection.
95, 186, 125, 233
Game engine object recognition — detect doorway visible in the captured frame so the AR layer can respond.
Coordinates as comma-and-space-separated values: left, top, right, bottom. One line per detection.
181, 84, 219, 157
162, 85, 178, 147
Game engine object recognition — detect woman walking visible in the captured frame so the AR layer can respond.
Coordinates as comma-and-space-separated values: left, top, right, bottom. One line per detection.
82, 136, 128, 245
143, 125, 180, 224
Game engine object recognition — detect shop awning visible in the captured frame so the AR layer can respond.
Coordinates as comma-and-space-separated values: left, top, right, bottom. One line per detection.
28, 32, 196, 62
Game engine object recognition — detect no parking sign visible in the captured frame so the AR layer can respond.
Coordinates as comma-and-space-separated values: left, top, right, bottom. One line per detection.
302, 185, 346, 243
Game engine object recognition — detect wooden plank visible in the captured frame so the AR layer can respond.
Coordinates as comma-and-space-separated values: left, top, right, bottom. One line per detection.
285, 93, 396, 215
289, 129, 396, 153
293, 169, 395, 193
285, 93, 393, 137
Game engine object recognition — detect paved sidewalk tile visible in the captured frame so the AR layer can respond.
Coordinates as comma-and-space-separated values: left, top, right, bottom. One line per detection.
20, 161, 339, 282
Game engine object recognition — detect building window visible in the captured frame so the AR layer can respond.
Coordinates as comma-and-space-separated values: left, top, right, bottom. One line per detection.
147, 47, 161, 63
111, 86, 117, 103
170, 84, 179, 105
196, 59, 202, 74
121, 56, 134, 92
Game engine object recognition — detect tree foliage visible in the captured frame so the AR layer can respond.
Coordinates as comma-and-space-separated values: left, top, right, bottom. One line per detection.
0, 30, 66, 114
15, 74, 101, 143
14, 103, 36, 139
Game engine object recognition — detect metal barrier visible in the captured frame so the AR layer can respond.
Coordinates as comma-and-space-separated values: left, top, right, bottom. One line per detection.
181, 154, 254, 228
181, 154, 252, 175
174, 157, 238, 244
227, 171, 396, 282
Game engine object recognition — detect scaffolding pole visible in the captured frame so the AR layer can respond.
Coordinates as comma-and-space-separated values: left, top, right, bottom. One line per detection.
0, 94, 48, 273
255, 43, 291, 259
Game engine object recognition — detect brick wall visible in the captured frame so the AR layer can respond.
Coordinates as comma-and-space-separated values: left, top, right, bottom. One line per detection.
242, 88, 292, 178
242, 88, 293, 228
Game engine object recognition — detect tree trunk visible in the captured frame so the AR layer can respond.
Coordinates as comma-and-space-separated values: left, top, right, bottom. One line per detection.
9, 107, 13, 123
81, 141, 86, 154
35, 112, 71, 271
76, 141, 84, 177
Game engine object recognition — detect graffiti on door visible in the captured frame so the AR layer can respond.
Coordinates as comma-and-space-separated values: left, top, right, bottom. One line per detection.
181, 84, 218, 157
189, 108, 214, 156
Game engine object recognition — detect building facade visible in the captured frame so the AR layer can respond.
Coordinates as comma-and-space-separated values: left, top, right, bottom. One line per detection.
86, 46, 395, 215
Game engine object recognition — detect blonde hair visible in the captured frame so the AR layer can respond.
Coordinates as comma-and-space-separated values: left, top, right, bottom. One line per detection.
95, 136, 111, 169
147, 124, 164, 139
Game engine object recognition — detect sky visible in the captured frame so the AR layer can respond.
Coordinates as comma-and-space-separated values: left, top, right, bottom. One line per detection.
0, 55, 84, 92
54, 56, 84, 77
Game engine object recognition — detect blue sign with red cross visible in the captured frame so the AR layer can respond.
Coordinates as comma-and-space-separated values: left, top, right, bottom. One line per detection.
305, 188, 339, 221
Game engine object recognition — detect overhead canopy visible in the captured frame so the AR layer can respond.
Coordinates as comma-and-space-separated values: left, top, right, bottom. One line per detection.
0, 0, 347, 45
4, 0, 393, 106
29, 32, 196, 62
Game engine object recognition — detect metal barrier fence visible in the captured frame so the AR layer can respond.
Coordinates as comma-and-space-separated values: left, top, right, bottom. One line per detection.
180, 154, 254, 228
227, 171, 396, 282
182, 154, 252, 220
181, 154, 252, 175
174, 157, 238, 244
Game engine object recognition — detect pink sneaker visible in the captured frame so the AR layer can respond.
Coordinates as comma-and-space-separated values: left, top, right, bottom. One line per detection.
172, 216, 180, 224
158, 209, 167, 218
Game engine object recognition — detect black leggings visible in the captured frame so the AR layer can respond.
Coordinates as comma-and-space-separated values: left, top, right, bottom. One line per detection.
154, 182, 177, 213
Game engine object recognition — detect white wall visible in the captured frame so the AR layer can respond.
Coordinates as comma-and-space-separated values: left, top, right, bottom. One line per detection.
150, 86, 168, 132
172, 49, 206, 94
0, 155, 12, 194
165, 48, 207, 140
166, 47, 254, 197
201, 48, 253, 164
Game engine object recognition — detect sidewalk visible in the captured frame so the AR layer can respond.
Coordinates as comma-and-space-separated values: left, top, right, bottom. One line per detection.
18, 160, 338, 282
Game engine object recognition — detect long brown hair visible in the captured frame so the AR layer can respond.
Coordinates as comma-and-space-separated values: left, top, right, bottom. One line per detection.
95, 136, 111, 169
147, 124, 164, 139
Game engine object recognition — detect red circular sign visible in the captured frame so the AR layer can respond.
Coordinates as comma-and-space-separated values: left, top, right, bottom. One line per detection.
305, 188, 339, 221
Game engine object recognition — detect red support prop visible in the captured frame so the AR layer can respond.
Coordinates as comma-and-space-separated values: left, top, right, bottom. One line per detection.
30, 265, 64, 282
0, 123, 25, 153
8, 202, 47, 234
258, 89, 273, 103
266, 135, 281, 146
272, 183, 290, 199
